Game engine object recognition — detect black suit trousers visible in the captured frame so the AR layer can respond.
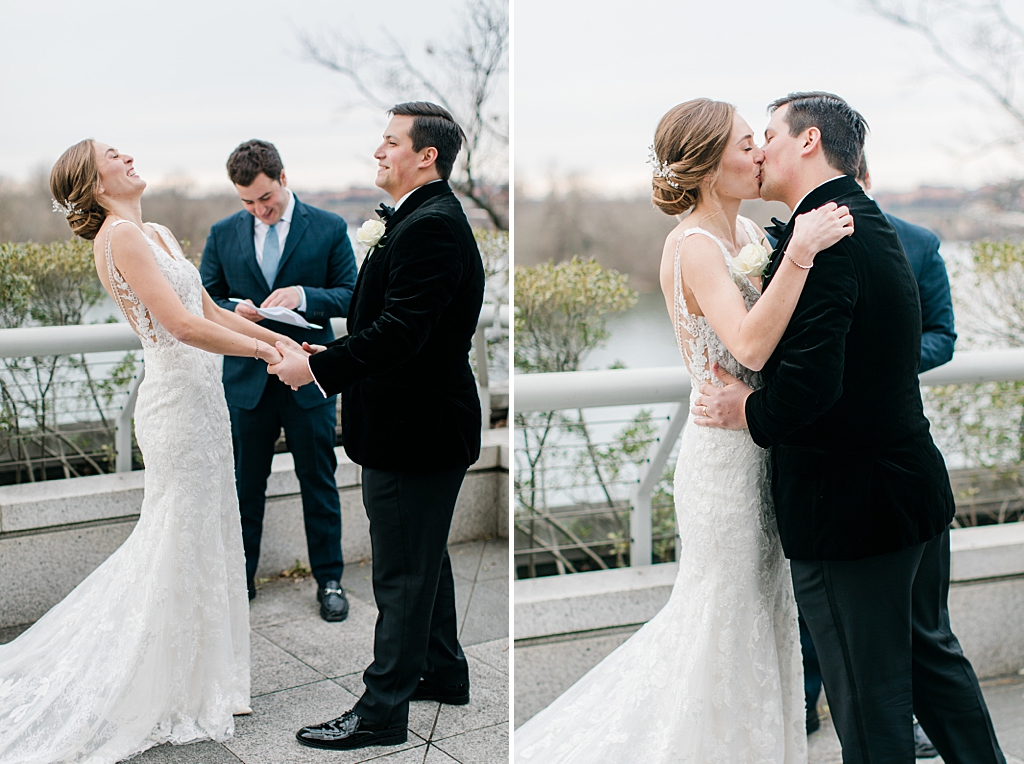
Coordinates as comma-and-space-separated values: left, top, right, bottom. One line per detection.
792, 530, 1003, 764
229, 377, 343, 588
354, 466, 470, 727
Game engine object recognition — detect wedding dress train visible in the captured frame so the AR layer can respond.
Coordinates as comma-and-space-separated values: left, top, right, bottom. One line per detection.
0, 220, 250, 764
514, 218, 805, 764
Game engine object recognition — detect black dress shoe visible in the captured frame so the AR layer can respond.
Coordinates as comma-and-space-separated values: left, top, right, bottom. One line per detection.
410, 678, 470, 705
295, 710, 406, 750
806, 706, 820, 734
317, 580, 349, 622
914, 720, 938, 758
247, 578, 256, 602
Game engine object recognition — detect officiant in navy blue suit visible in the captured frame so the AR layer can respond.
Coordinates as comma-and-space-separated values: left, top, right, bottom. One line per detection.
200, 139, 358, 621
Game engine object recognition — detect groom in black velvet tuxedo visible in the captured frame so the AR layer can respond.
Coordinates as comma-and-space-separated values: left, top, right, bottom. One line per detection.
696, 92, 1004, 762
269, 101, 485, 751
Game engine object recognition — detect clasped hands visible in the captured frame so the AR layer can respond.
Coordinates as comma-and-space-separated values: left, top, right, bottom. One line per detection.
265, 341, 326, 390
691, 363, 753, 430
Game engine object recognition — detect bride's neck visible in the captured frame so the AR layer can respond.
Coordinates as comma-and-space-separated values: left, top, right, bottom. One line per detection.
103, 197, 144, 228
687, 193, 743, 246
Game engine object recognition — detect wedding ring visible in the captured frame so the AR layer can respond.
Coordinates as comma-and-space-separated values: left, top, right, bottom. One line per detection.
701, 405, 708, 418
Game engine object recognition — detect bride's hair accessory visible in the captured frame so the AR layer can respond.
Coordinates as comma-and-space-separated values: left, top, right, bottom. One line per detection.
51, 198, 82, 218
647, 145, 682, 190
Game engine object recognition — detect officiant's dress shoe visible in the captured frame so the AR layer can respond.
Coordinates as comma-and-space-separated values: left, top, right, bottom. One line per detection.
805, 706, 820, 734
317, 580, 349, 622
295, 711, 407, 750
410, 678, 470, 705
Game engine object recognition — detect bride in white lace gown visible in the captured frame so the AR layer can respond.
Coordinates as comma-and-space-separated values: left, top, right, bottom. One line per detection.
0, 140, 300, 764
514, 100, 854, 763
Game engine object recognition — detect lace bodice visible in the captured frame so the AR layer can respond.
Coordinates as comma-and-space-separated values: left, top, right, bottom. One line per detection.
673, 216, 763, 392
105, 219, 205, 349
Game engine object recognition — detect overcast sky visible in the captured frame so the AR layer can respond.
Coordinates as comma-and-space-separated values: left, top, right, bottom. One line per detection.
514, 0, 1024, 196
0, 0, 476, 193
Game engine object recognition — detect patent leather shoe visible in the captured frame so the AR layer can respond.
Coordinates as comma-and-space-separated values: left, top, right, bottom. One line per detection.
295, 710, 407, 750
317, 580, 349, 622
410, 678, 470, 705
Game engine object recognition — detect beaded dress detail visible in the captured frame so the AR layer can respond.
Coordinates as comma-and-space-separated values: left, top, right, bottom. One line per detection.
0, 220, 250, 764
514, 216, 805, 763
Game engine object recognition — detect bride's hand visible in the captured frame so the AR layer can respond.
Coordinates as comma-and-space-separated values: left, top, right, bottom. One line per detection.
302, 342, 327, 355
256, 340, 283, 365
787, 202, 854, 266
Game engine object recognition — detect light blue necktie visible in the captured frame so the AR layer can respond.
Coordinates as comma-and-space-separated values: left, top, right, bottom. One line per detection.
261, 223, 281, 288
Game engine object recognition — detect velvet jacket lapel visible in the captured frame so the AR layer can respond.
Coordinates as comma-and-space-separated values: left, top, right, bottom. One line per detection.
234, 212, 268, 292
764, 175, 858, 287
382, 181, 453, 237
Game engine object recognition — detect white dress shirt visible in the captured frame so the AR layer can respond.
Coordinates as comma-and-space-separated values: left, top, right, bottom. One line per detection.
253, 188, 306, 312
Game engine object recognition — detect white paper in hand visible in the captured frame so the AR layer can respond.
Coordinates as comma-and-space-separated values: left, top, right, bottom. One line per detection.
229, 299, 322, 330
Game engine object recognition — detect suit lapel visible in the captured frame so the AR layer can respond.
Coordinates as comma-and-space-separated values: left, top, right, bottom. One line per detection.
274, 197, 309, 286
384, 181, 453, 233
235, 212, 269, 291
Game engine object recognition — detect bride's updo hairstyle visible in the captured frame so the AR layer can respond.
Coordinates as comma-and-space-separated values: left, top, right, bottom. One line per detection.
49, 139, 106, 241
651, 99, 735, 217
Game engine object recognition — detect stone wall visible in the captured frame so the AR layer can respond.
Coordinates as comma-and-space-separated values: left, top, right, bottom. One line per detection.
513, 522, 1024, 728
0, 429, 508, 629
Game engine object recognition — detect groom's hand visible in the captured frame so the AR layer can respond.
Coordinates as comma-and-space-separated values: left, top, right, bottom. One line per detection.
267, 342, 313, 390
693, 363, 752, 430
301, 342, 327, 354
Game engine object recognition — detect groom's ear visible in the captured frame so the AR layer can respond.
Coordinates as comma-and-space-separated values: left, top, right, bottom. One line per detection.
800, 126, 822, 158
418, 146, 439, 170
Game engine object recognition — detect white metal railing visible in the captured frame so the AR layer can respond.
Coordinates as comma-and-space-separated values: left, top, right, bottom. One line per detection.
514, 348, 1024, 568
0, 305, 509, 474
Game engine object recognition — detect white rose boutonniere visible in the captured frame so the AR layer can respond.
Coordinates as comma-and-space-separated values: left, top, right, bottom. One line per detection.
357, 219, 387, 250
731, 241, 771, 277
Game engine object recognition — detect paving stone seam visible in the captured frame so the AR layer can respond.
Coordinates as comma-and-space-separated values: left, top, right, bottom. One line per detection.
430, 720, 509, 744
250, 626, 340, 684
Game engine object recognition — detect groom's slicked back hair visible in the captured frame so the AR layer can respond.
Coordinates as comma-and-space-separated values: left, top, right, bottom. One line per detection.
769, 92, 868, 177
227, 139, 284, 187
389, 101, 465, 181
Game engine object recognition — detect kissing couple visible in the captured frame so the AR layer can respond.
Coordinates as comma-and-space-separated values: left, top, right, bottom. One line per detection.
0, 101, 485, 762
515, 92, 1004, 763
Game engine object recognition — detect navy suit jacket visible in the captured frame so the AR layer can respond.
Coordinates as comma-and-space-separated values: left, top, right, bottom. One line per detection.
884, 213, 956, 372
200, 195, 358, 410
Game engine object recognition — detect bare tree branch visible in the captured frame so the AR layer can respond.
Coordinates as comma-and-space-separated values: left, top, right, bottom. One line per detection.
298, 0, 508, 229
865, 0, 1024, 142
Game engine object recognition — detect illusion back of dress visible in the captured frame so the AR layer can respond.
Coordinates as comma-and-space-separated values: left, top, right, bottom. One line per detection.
0, 221, 250, 764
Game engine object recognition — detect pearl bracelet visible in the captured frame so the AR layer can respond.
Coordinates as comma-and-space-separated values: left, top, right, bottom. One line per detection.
785, 251, 813, 270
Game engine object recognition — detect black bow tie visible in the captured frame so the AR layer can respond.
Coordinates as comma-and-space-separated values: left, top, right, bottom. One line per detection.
764, 216, 789, 242
376, 203, 395, 221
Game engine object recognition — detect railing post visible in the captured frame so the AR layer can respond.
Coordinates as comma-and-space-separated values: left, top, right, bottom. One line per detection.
630, 402, 689, 566
474, 323, 491, 429
115, 366, 145, 473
